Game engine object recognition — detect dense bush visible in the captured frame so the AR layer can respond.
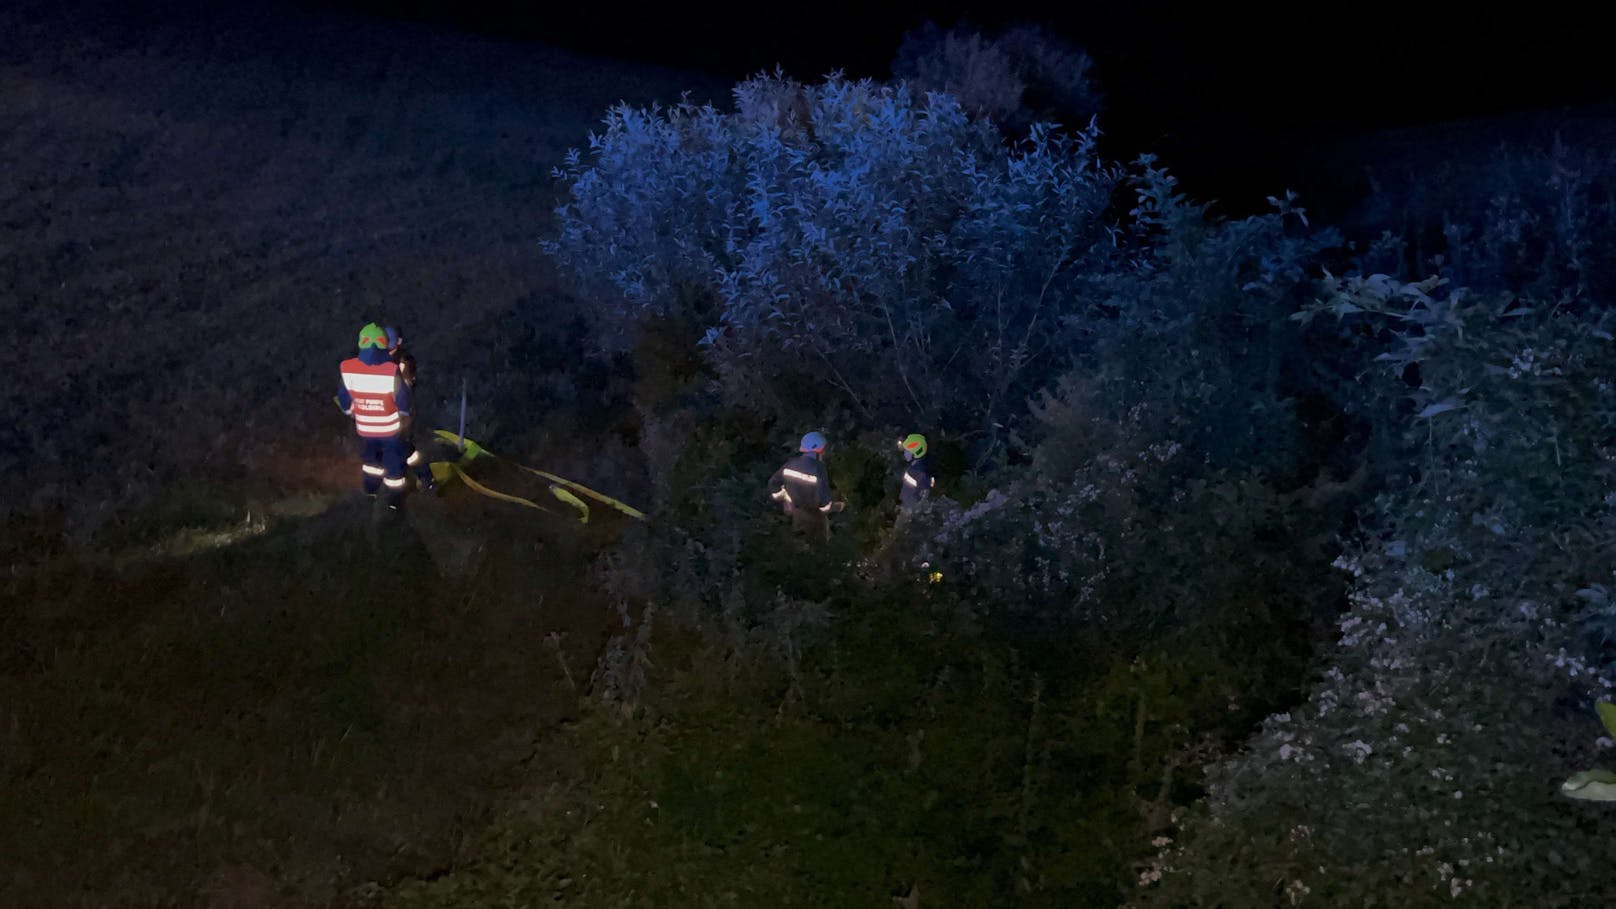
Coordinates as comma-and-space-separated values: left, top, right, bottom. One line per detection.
1108, 134, 1616, 907
544, 72, 1119, 442
1148, 550, 1616, 906
540, 64, 1616, 909
902, 377, 1349, 641
1148, 275, 1616, 905
1355, 138, 1616, 303
550, 73, 1359, 809
891, 165, 1346, 633
1084, 162, 1342, 472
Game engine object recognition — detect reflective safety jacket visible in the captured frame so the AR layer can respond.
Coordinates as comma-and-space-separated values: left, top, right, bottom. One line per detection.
769, 453, 832, 513
900, 456, 935, 508
337, 348, 411, 438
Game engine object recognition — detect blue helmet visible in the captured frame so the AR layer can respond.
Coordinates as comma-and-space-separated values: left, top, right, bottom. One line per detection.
799, 431, 827, 454
384, 325, 402, 350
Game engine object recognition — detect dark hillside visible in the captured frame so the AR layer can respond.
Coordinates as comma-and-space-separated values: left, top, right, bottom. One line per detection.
298, 1, 1615, 219
0, 0, 723, 534
1, 4, 713, 903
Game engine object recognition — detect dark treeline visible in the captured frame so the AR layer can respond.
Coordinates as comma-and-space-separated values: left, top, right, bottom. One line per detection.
22, 1, 1616, 219
307, 0, 1614, 218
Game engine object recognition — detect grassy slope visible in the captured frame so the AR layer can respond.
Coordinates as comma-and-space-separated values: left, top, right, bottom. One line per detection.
0, 3, 719, 905
0, 0, 723, 533
0, 6, 1352, 905
375, 565, 1313, 909
1, 485, 625, 907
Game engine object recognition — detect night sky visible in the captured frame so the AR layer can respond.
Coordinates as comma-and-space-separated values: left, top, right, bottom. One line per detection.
313, 1, 1615, 213
335, 2, 1611, 124
17, 0, 1616, 213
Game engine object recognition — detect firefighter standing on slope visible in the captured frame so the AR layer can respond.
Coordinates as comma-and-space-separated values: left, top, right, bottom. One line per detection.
337, 322, 412, 510
897, 433, 935, 510
768, 431, 839, 541
385, 325, 436, 493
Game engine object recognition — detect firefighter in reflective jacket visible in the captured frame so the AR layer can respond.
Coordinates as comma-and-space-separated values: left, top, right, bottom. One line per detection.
336, 322, 412, 509
384, 325, 435, 492
769, 431, 837, 541
897, 433, 935, 509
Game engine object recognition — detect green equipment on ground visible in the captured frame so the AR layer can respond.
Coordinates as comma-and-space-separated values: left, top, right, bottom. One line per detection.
428, 429, 647, 525
1561, 701, 1616, 802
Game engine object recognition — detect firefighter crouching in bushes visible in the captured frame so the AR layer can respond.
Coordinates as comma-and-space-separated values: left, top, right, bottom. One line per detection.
337, 322, 412, 510
385, 325, 436, 493
768, 431, 842, 542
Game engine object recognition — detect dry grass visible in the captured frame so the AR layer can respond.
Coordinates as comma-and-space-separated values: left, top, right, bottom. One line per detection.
0, 488, 623, 908
0, 0, 723, 535
0, 4, 720, 904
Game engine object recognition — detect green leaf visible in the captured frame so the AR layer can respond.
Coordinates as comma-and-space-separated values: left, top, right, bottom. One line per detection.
1597, 702, 1616, 738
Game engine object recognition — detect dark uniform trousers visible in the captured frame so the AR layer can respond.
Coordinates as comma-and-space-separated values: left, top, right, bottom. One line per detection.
390, 347, 435, 487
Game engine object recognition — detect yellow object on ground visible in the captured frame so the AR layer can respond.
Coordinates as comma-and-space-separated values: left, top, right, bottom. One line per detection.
433, 460, 557, 514
429, 460, 457, 486
547, 484, 589, 523
509, 462, 646, 521
430, 429, 647, 523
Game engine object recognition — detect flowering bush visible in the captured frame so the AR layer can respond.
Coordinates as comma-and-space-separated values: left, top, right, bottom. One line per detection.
1148, 275, 1616, 905
1148, 552, 1616, 906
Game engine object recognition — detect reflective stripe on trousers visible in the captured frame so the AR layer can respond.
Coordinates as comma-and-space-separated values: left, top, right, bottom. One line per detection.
355, 414, 402, 435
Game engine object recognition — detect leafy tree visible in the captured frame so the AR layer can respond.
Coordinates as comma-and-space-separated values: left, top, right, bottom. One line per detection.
891, 22, 1103, 135
544, 72, 1119, 442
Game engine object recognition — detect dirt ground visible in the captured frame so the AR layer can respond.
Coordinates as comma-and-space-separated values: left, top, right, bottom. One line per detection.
1, 487, 635, 907
0, 2, 712, 905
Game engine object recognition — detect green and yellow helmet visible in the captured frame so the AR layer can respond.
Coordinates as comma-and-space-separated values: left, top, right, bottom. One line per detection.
357, 322, 389, 350
899, 433, 928, 460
